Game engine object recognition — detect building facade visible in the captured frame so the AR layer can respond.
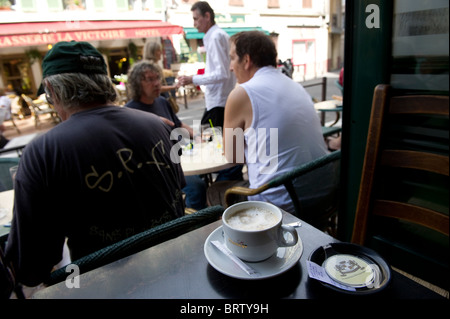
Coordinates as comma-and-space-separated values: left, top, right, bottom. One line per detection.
0, 0, 344, 96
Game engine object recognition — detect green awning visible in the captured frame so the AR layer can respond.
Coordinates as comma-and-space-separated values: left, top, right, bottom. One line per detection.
184, 27, 270, 39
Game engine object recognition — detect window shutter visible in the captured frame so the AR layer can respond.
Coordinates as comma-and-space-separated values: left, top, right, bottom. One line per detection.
116, 0, 128, 11
20, 0, 37, 12
47, 0, 63, 11
93, 0, 105, 11
267, 0, 279, 9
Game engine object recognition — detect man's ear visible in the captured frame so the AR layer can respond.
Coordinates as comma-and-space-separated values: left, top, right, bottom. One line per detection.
244, 54, 252, 70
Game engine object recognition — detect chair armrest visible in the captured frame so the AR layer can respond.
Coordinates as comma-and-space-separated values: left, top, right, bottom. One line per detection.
225, 150, 341, 209
322, 126, 342, 137
44, 205, 224, 286
224, 184, 270, 206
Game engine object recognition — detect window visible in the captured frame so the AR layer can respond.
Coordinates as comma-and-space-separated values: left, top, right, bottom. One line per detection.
116, 0, 128, 11
92, 0, 105, 11
0, 0, 16, 10
1, 57, 34, 94
140, 0, 162, 11
47, 0, 63, 11
20, 0, 37, 12
63, 0, 85, 10
391, 0, 449, 91
293, 39, 316, 80
303, 0, 312, 9
229, 0, 243, 7
153, 0, 162, 10
267, 0, 279, 9
108, 48, 131, 77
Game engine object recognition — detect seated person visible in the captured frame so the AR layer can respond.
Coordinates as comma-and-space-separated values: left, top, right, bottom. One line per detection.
218, 31, 338, 214
125, 61, 206, 210
5, 41, 186, 287
125, 61, 192, 137
0, 88, 12, 139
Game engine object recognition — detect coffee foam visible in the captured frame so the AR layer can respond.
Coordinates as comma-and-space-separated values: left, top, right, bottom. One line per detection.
226, 207, 279, 231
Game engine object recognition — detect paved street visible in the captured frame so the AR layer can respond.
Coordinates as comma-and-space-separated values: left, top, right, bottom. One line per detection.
2, 71, 342, 141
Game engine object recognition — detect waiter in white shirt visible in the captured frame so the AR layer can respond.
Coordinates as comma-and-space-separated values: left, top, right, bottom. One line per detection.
178, 1, 242, 183
178, 1, 236, 128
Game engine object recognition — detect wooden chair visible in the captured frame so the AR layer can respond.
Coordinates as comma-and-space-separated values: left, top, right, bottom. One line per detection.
44, 205, 224, 286
351, 84, 449, 290
224, 150, 341, 234
322, 125, 342, 138
21, 94, 61, 128
10, 95, 25, 120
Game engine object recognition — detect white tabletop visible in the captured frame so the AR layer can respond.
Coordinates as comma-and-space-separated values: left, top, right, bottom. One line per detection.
314, 99, 342, 110
0, 189, 14, 237
180, 142, 235, 176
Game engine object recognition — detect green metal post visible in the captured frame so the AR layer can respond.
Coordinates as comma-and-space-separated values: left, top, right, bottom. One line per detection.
337, 0, 393, 241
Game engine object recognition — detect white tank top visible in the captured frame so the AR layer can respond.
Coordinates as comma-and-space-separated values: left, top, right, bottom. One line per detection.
241, 67, 329, 212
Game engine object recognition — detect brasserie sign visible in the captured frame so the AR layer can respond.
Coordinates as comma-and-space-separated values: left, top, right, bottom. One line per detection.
0, 27, 164, 48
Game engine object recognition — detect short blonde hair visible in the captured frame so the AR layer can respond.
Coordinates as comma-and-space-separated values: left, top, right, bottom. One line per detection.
143, 41, 161, 62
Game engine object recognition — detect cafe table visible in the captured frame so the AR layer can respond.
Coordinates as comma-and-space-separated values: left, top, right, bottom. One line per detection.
0, 189, 13, 241
180, 142, 235, 176
33, 209, 445, 301
0, 133, 41, 157
314, 99, 343, 127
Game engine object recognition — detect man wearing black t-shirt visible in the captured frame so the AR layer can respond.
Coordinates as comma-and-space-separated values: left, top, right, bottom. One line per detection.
5, 41, 186, 287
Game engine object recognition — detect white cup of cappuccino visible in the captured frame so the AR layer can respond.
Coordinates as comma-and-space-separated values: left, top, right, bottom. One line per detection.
222, 201, 298, 262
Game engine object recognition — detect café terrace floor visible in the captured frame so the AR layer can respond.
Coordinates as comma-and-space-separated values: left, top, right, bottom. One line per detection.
2, 92, 205, 140
3, 114, 55, 141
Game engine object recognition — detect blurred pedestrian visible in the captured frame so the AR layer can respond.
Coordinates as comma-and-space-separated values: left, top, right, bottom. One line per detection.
0, 88, 12, 147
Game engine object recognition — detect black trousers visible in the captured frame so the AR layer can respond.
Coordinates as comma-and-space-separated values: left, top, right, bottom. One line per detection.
200, 106, 225, 127
201, 106, 244, 182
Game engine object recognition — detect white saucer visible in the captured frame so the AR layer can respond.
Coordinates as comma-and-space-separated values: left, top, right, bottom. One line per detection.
204, 225, 303, 280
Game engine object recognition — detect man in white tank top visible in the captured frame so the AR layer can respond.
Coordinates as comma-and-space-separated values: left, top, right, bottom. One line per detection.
223, 31, 335, 214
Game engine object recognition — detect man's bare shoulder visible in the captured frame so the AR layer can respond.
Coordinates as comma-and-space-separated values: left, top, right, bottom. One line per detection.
228, 85, 250, 106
